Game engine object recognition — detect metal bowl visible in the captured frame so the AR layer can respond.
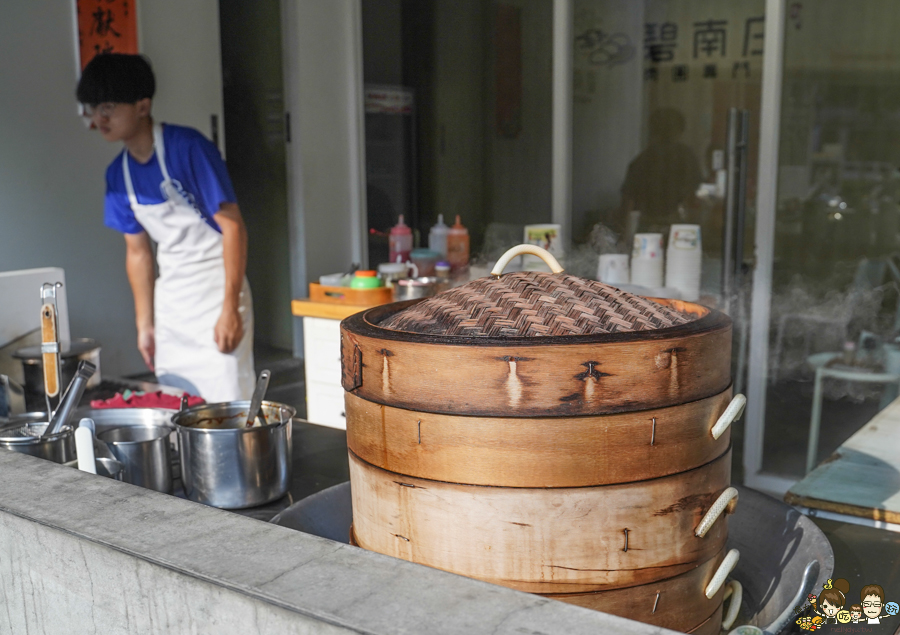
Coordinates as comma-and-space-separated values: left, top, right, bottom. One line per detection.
173, 401, 295, 509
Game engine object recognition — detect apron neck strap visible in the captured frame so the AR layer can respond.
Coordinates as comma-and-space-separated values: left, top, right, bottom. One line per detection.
122, 122, 170, 208
122, 150, 138, 208
153, 122, 172, 182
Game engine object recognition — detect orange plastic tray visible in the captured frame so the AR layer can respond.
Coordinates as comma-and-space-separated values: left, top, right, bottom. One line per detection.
309, 283, 393, 307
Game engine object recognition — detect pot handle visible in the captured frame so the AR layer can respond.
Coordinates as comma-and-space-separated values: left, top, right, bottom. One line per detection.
705, 548, 740, 599
491, 244, 564, 278
695, 487, 739, 538
711, 394, 747, 440
720, 580, 743, 630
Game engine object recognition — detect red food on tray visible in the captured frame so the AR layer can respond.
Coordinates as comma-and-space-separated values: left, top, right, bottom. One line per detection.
90, 390, 205, 410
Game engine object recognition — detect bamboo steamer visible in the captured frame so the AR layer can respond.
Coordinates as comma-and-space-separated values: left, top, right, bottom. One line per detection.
689, 605, 724, 635
548, 547, 733, 632
345, 387, 733, 487
342, 246, 743, 630
349, 448, 733, 593
340, 298, 731, 416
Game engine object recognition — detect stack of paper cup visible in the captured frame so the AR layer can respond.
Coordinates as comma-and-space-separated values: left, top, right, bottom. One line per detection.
630, 233, 664, 288
665, 224, 702, 301
597, 254, 630, 286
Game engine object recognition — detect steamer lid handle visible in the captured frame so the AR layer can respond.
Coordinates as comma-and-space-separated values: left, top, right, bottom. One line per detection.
695, 487, 739, 538
705, 548, 740, 599
491, 244, 564, 278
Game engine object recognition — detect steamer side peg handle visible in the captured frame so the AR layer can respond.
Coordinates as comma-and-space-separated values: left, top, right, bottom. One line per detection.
720, 580, 743, 631
704, 548, 740, 599
491, 244, 564, 278
695, 487, 739, 538
711, 394, 747, 440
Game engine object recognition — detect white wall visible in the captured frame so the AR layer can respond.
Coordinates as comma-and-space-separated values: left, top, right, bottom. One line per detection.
281, 0, 368, 323
139, 1, 225, 152
0, 1, 223, 377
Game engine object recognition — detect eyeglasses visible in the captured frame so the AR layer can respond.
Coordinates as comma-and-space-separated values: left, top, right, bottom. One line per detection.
863, 601, 882, 608
81, 102, 118, 119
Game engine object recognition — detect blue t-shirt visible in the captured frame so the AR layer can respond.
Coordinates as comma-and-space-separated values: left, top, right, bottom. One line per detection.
104, 124, 236, 235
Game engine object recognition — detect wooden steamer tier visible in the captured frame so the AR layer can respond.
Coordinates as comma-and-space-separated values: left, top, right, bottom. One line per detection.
340, 246, 745, 633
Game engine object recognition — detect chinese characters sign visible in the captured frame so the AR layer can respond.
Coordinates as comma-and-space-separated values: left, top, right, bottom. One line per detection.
643, 15, 764, 83
76, 0, 138, 70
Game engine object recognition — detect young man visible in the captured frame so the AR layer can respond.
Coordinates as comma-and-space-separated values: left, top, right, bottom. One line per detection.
77, 54, 254, 401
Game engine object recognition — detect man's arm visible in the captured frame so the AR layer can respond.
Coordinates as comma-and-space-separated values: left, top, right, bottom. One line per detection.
213, 202, 248, 354
124, 232, 156, 370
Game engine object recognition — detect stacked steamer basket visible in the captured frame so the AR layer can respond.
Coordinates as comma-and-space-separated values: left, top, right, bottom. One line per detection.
341, 245, 746, 634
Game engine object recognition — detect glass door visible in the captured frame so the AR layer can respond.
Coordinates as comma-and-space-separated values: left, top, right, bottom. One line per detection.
570, 0, 766, 483
745, 0, 900, 493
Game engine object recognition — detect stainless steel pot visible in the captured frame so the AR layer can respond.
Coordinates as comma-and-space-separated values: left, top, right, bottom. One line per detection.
99, 425, 173, 492
392, 277, 448, 301
173, 400, 295, 509
0, 414, 75, 463
13, 338, 102, 397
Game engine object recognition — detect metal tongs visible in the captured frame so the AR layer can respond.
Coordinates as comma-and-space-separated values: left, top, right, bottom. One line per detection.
44, 361, 96, 437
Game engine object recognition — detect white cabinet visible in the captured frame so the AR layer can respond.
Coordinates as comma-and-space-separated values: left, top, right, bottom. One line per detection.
302, 317, 347, 429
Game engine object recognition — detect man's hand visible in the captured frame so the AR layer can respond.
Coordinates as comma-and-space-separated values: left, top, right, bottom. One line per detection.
137, 325, 156, 371
213, 203, 248, 355
124, 232, 156, 371
214, 306, 244, 354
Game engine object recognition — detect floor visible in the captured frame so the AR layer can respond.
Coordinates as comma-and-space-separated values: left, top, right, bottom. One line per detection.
762, 378, 884, 479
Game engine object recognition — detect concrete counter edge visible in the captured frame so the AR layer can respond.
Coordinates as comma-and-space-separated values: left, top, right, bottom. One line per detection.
0, 451, 677, 635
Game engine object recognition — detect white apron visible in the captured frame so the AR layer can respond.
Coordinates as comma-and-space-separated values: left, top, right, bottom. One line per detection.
123, 123, 255, 401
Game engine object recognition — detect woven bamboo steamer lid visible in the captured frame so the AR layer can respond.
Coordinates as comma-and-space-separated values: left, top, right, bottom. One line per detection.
340, 244, 732, 417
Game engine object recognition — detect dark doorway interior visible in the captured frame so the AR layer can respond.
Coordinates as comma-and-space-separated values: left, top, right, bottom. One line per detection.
219, 0, 293, 353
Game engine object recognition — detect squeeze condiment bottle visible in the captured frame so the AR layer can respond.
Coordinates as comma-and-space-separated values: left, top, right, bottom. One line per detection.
389, 215, 413, 265
446, 215, 469, 271
428, 214, 449, 259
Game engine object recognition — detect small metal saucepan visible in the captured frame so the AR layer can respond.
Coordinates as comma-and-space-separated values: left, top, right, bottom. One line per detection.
173, 400, 295, 509
99, 425, 174, 492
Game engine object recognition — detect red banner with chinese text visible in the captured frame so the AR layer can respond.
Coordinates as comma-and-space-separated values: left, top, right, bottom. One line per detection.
77, 0, 138, 70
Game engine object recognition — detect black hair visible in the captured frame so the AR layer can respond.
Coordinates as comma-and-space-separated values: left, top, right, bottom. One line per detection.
76, 54, 155, 105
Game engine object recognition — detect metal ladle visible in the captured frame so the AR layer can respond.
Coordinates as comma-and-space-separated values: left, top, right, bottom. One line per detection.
246, 370, 271, 427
